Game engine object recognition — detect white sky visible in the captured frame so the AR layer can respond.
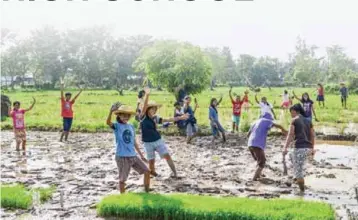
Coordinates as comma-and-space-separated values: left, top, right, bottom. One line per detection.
1, 0, 358, 61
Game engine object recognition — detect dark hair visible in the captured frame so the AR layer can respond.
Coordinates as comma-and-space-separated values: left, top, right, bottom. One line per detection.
65, 92, 72, 96
284, 90, 288, 94
116, 115, 124, 123
174, 101, 180, 107
317, 83, 323, 88
138, 90, 145, 99
301, 92, 311, 102
13, 101, 20, 106
210, 98, 218, 113
290, 103, 306, 116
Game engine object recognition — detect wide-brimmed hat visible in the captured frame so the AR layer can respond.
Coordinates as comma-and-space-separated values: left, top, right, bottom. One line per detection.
147, 101, 162, 109
113, 105, 136, 115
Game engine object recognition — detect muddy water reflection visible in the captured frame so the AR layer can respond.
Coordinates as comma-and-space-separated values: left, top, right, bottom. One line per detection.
1, 132, 358, 220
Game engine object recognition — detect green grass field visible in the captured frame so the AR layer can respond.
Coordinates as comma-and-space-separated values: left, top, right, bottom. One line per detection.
1, 87, 357, 132
97, 193, 335, 220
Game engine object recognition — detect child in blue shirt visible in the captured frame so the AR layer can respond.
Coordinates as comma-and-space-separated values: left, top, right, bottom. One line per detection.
106, 103, 150, 193
209, 96, 226, 143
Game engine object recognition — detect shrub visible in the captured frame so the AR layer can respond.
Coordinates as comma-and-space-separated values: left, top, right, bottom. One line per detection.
33, 185, 56, 203
1, 185, 32, 209
97, 193, 335, 220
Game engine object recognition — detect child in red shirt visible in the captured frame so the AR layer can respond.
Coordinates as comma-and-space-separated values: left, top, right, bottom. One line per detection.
60, 80, 82, 142
229, 88, 244, 133
8, 98, 36, 151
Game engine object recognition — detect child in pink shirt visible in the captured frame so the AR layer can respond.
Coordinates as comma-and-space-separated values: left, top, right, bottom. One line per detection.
9, 98, 36, 151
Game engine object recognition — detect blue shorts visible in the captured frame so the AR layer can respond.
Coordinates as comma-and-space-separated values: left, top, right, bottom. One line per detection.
317, 95, 324, 101
186, 123, 198, 137
143, 139, 169, 160
232, 115, 240, 124
63, 117, 73, 132
211, 122, 225, 136
305, 117, 312, 123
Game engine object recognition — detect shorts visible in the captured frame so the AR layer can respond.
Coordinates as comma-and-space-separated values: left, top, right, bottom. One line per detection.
14, 129, 26, 142
232, 115, 240, 124
186, 123, 198, 137
63, 117, 73, 132
211, 121, 225, 136
317, 95, 324, 102
249, 146, 266, 168
143, 139, 169, 160
115, 156, 149, 182
281, 101, 290, 108
291, 148, 312, 179
305, 117, 312, 123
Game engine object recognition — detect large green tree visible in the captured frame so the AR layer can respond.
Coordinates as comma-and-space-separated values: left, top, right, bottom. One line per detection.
133, 40, 212, 97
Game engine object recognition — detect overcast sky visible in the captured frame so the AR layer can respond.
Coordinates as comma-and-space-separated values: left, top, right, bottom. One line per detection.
1, 0, 358, 61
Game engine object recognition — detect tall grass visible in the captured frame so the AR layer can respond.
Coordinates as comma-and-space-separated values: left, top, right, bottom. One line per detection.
97, 193, 335, 220
1, 87, 357, 132
1, 185, 32, 209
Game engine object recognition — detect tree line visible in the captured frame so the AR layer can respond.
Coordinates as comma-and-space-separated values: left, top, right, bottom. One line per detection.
1, 26, 358, 96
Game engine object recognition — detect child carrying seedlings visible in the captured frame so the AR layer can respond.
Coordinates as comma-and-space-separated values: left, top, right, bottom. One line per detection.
106, 103, 150, 193
60, 79, 82, 142
283, 104, 315, 192
247, 112, 287, 181
254, 94, 277, 120
140, 88, 189, 178
229, 88, 244, 133
339, 83, 348, 109
8, 97, 36, 151
209, 96, 226, 143
183, 95, 199, 144
293, 91, 319, 123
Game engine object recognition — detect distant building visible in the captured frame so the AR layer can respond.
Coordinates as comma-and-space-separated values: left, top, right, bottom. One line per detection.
1, 74, 35, 87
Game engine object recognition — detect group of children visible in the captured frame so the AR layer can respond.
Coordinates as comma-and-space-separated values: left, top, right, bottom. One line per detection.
7, 82, 350, 193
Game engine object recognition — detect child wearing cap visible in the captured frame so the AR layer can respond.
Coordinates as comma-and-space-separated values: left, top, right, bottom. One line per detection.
60, 79, 82, 142
106, 103, 150, 193
8, 97, 36, 151
140, 88, 189, 178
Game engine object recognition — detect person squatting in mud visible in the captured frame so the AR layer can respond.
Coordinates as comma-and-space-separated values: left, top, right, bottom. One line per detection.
283, 104, 315, 192
183, 95, 199, 144
8, 97, 36, 151
106, 103, 150, 193
209, 96, 226, 143
140, 88, 189, 178
247, 112, 287, 181
60, 79, 83, 142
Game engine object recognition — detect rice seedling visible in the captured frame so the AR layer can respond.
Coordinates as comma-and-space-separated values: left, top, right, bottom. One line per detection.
1, 184, 32, 209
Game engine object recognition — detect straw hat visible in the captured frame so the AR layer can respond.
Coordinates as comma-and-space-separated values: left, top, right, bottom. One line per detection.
147, 100, 162, 108
113, 105, 136, 115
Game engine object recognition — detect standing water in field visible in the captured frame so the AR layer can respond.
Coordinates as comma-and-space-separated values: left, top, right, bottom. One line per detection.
0, 131, 357, 220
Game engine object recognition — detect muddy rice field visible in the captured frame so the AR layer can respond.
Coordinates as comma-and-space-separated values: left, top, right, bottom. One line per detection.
1, 131, 358, 220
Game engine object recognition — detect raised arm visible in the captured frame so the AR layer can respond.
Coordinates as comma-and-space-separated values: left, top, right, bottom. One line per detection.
72, 89, 83, 102
229, 88, 234, 103
271, 107, 277, 120
25, 97, 36, 112
106, 105, 117, 127
254, 94, 260, 105
292, 91, 301, 102
140, 87, 150, 118
60, 79, 64, 100
193, 98, 198, 113
217, 96, 223, 106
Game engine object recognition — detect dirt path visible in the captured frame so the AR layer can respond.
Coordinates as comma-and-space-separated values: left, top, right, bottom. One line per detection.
1, 131, 357, 220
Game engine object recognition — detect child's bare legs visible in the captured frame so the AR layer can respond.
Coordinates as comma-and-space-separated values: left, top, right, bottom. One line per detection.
232, 122, 235, 133
163, 154, 177, 178
64, 131, 69, 141
149, 159, 157, 176
15, 141, 21, 151
60, 132, 65, 142
119, 181, 126, 193
143, 171, 150, 192
21, 140, 26, 151
221, 131, 226, 143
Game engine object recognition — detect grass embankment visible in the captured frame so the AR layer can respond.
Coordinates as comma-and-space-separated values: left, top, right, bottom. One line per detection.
97, 193, 335, 220
1, 87, 357, 132
0, 184, 56, 209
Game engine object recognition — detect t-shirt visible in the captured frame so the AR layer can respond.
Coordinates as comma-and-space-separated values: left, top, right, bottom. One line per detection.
300, 100, 313, 118
340, 87, 348, 97
184, 105, 196, 125
209, 106, 219, 122
61, 97, 75, 118
318, 87, 324, 96
232, 100, 244, 116
141, 115, 162, 143
11, 109, 26, 130
174, 109, 186, 129
292, 115, 313, 149
259, 102, 273, 117
283, 94, 289, 102
247, 118, 274, 150
111, 122, 137, 157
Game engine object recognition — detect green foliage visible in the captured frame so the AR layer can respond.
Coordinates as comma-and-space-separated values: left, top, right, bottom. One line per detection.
33, 185, 56, 203
133, 40, 212, 96
97, 193, 335, 220
1, 185, 32, 209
